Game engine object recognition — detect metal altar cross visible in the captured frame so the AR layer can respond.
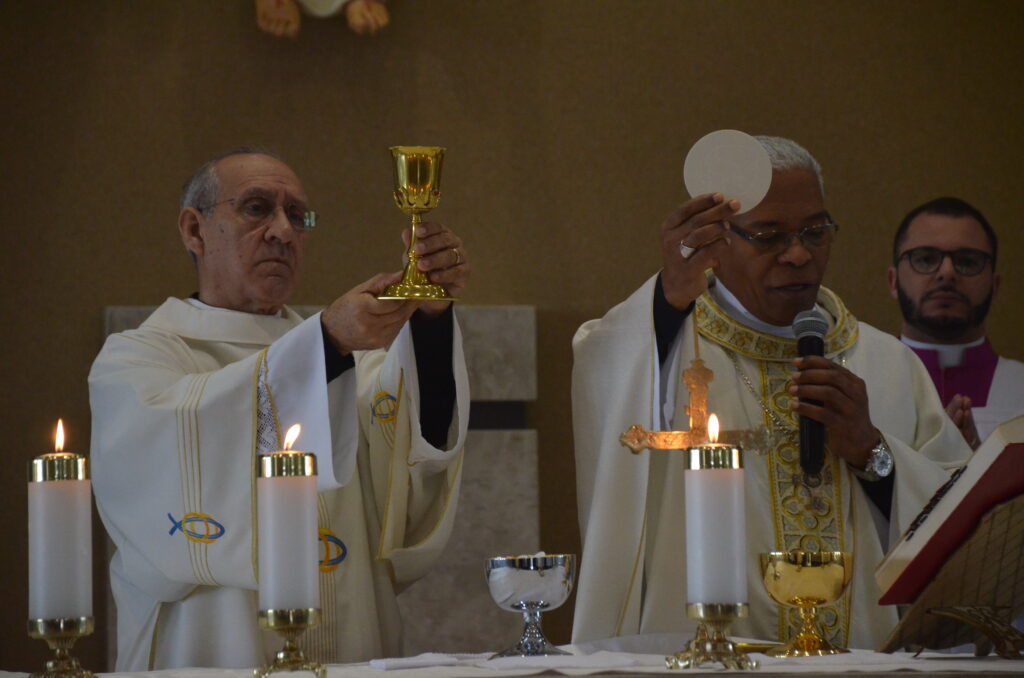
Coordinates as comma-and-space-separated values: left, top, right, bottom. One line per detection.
620, 320, 769, 454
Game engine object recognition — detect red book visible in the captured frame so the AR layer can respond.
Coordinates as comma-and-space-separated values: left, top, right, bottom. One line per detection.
875, 415, 1024, 605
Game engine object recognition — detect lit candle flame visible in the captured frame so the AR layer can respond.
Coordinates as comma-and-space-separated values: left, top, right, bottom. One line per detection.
55, 419, 65, 452
708, 414, 719, 443
283, 424, 301, 451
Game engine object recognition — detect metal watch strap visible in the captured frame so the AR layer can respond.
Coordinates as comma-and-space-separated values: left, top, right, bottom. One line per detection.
851, 436, 893, 482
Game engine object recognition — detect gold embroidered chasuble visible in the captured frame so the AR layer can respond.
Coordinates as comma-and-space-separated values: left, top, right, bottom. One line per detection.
571, 273, 969, 649
694, 288, 858, 646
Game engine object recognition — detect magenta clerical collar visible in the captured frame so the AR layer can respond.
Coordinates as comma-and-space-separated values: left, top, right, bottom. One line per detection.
905, 338, 999, 407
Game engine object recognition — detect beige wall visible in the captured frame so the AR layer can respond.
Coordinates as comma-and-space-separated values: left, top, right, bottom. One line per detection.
2, 1, 1021, 669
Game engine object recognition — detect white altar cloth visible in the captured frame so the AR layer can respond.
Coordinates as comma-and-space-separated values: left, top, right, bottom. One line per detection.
4, 647, 1021, 677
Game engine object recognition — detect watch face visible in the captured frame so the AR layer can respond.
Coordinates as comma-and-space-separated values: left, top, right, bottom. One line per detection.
872, 446, 894, 478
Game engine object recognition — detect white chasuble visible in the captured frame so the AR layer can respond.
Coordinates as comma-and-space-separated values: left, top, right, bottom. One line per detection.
571, 275, 970, 649
974, 357, 1024, 443
89, 298, 469, 670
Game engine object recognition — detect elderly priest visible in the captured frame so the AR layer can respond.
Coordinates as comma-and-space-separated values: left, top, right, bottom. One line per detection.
89, 149, 470, 670
571, 136, 970, 650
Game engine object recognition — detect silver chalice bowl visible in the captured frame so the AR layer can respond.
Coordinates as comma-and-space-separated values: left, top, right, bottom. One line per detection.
485, 554, 576, 657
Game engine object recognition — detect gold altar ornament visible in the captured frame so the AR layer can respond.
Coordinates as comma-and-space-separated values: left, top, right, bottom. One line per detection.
666, 604, 758, 671
379, 146, 455, 301
760, 550, 853, 657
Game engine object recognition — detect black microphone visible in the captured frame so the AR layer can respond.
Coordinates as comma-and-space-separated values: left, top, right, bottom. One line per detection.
793, 309, 828, 477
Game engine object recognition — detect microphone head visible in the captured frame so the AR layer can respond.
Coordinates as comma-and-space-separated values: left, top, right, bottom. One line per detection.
793, 309, 828, 340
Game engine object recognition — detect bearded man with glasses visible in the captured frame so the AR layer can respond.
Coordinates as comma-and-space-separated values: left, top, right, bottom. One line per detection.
888, 197, 1023, 449
572, 136, 969, 650
89, 149, 471, 670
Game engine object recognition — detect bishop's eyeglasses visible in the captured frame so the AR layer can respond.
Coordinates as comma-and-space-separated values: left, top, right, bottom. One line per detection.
200, 195, 318, 231
898, 247, 992, 276
728, 220, 839, 254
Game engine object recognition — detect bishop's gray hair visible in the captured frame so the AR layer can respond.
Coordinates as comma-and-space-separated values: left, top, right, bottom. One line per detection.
754, 135, 824, 195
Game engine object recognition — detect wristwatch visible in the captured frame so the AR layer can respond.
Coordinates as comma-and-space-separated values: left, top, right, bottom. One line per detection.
851, 436, 894, 482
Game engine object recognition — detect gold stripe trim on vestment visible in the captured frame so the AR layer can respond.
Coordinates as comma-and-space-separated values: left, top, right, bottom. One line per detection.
375, 369, 405, 560
250, 349, 268, 582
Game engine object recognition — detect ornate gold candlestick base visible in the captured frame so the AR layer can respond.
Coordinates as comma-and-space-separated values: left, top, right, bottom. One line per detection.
255, 609, 325, 678
27, 617, 97, 678
666, 604, 758, 670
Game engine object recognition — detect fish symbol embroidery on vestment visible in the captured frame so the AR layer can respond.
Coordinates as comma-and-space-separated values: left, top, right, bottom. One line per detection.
167, 512, 226, 543
372, 391, 397, 423
319, 528, 348, 572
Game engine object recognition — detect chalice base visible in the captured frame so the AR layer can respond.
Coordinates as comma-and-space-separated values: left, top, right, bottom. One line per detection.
491, 604, 569, 658
27, 618, 97, 678
255, 609, 325, 678
766, 613, 849, 657
378, 281, 453, 301
378, 261, 454, 301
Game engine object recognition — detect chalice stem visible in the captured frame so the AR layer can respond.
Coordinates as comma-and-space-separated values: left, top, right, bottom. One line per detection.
405, 213, 422, 274
519, 606, 547, 653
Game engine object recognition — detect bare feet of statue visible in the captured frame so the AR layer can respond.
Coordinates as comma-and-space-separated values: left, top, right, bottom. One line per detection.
256, 0, 301, 38
345, 0, 389, 35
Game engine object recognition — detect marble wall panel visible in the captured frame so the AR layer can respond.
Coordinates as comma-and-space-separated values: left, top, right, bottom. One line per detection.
397, 429, 540, 655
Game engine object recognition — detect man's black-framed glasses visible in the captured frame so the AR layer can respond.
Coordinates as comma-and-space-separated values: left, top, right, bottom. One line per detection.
201, 196, 317, 231
729, 220, 839, 254
898, 247, 992, 276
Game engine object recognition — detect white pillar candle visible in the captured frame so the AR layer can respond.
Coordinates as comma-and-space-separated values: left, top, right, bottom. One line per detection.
257, 425, 319, 612
28, 420, 92, 620
684, 415, 747, 604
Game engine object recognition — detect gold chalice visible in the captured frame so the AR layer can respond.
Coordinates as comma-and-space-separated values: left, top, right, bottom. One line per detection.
759, 550, 852, 657
379, 145, 454, 301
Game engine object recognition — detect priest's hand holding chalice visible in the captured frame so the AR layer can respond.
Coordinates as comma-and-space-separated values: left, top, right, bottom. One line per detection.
378, 146, 469, 313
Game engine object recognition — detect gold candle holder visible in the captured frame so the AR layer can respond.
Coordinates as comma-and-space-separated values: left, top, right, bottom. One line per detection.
28, 444, 96, 678
379, 145, 454, 301
759, 550, 853, 657
255, 609, 325, 678
27, 618, 96, 678
667, 604, 757, 670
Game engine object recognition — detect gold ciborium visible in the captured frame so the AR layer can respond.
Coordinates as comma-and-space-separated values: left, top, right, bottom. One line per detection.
759, 550, 852, 657
379, 145, 454, 301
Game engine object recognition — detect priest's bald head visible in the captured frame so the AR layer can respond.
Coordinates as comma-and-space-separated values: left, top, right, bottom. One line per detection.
177, 148, 313, 315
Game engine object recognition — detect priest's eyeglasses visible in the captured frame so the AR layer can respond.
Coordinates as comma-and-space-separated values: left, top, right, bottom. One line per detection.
898, 247, 992, 276
200, 196, 317, 231
729, 220, 839, 253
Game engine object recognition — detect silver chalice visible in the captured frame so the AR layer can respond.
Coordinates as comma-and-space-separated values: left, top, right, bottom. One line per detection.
485, 554, 575, 657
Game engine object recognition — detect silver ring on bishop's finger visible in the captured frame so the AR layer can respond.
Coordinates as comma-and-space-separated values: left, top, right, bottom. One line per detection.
452, 248, 463, 265
679, 241, 697, 259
